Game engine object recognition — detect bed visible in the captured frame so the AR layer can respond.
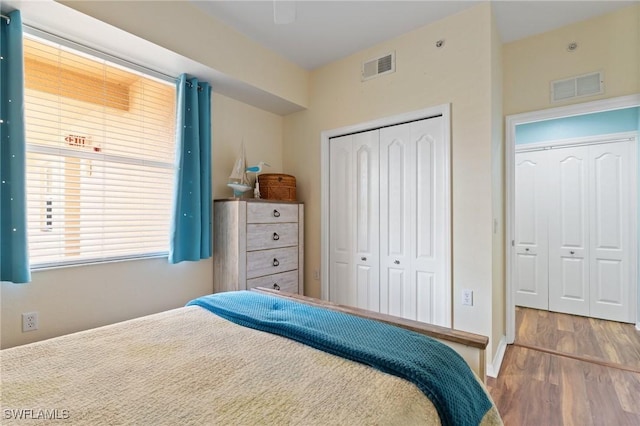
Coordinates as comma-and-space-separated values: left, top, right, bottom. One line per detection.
0, 289, 502, 425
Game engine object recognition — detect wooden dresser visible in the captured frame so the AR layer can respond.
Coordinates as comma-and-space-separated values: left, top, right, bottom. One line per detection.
213, 199, 304, 294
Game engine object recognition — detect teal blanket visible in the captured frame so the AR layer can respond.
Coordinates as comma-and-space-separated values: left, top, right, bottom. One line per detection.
187, 291, 492, 426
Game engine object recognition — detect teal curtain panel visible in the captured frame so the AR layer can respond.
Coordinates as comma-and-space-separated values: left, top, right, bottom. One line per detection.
0, 10, 31, 283
169, 74, 212, 263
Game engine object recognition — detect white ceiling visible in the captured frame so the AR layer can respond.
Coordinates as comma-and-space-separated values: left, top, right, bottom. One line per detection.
191, 0, 637, 70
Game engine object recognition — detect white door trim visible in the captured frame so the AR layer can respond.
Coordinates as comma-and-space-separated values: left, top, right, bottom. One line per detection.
506, 94, 640, 343
321, 104, 451, 323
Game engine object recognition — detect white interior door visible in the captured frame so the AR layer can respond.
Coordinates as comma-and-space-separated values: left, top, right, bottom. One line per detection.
380, 117, 447, 326
548, 146, 590, 316
329, 134, 353, 305
328, 131, 380, 311
514, 150, 549, 310
589, 141, 633, 322
352, 131, 380, 311
380, 124, 411, 319
411, 117, 447, 324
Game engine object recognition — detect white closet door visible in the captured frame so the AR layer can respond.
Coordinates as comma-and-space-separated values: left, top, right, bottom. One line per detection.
352, 131, 380, 311
380, 117, 447, 325
588, 141, 632, 322
328, 131, 380, 311
380, 124, 411, 319
412, 117, 447, 325
329, 134, 354, 305
548, 146, 590, 316
514, 150, 549, 310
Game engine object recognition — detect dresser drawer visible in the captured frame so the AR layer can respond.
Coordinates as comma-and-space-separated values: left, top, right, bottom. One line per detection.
247, 203, 298, 224
247, 247, 298, 279
247, 270, 298, 293
247, 223, 298, 251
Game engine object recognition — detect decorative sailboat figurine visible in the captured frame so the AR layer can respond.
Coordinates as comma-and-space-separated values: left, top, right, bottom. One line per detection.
227, 141, 253, 197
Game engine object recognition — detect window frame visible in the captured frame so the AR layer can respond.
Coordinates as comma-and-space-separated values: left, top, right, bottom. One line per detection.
23, 27, 179, 270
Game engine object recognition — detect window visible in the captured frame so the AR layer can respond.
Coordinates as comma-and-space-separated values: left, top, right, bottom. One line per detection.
24, 33, 177, 268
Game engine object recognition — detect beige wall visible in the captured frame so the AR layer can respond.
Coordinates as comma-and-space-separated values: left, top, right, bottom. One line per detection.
283, 3, 502, 359
1, 93, 284, 349
503, 4, 640, 116
213, 94, 284, 197
58, 0, 309, 110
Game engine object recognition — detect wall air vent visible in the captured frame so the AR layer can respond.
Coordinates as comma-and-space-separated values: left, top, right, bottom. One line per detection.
362, 51, 395, 81
551, 71, 603, 103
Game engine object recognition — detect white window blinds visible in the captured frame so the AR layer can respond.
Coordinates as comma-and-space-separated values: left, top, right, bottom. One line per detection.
23, 33, 177, 268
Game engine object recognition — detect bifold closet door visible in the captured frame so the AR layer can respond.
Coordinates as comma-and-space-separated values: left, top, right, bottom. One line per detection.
547, 146, 590, 316
588, 141, 633, 322
328, 130, 380, 311
514, 150, 549, 310
379, 116, 447, 326
548, 142, 634, 321
516, 139, 636, 323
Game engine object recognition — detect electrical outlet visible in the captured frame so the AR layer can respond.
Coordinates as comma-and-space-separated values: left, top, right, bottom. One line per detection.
313, 269, 320, 280
462, 289, 473, 306
22, 312, 38, 332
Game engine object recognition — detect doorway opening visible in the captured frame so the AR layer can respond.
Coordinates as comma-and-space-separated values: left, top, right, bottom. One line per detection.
505, 94, 640, 343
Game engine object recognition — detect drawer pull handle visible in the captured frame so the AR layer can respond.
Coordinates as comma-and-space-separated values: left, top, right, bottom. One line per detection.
570, 251, 575, 255
273, 232, 280, 241
394, 260, 400, 265
273, 209, 281, 218
272, 258, 280, 267
525, 248, 530, 252
273, 283, 280, 290
361, 256, 367, 261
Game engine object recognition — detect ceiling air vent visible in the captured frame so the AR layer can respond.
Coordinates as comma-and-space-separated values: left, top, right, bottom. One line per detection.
362, 51, 395, 81
551, 71, 603, 103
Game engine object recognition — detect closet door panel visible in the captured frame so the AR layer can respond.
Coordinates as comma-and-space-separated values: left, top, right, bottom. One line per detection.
352, 131, 380, 311
514, 151, 549, 310
356, 264, 376, 310
383, 139, 408, 257
589, 142, 631, 322
415, 134, 435, 260
380, 124, 411, 316
380, 117, 447, 325
412, 117, 446, 325
329, 131, 380, 310
382, 268, 405, 317
329, 135, 354, 305
548, 147, 589, 316
381, 271, 435, 322
416, 271, 435, 324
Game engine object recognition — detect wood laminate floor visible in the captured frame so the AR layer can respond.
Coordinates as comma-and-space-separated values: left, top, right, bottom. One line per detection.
515, 307, 640, 371
487, 307, 640, 426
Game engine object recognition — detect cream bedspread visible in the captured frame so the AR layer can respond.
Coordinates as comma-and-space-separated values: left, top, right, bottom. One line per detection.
1, 306, 502, 425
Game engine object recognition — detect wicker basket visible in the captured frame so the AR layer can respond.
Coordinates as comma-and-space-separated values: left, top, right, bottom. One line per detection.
258, 174, 297, 201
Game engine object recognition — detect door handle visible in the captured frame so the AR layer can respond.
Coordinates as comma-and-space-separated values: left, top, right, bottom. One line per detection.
394, 260, 400, 265
272, 258, 280, 267
273, 283, 280, 290
361, 257, 367, 261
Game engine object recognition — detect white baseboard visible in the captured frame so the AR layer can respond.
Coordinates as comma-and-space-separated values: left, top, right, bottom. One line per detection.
486, 336, 507, 378
636, 322, 640, 331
